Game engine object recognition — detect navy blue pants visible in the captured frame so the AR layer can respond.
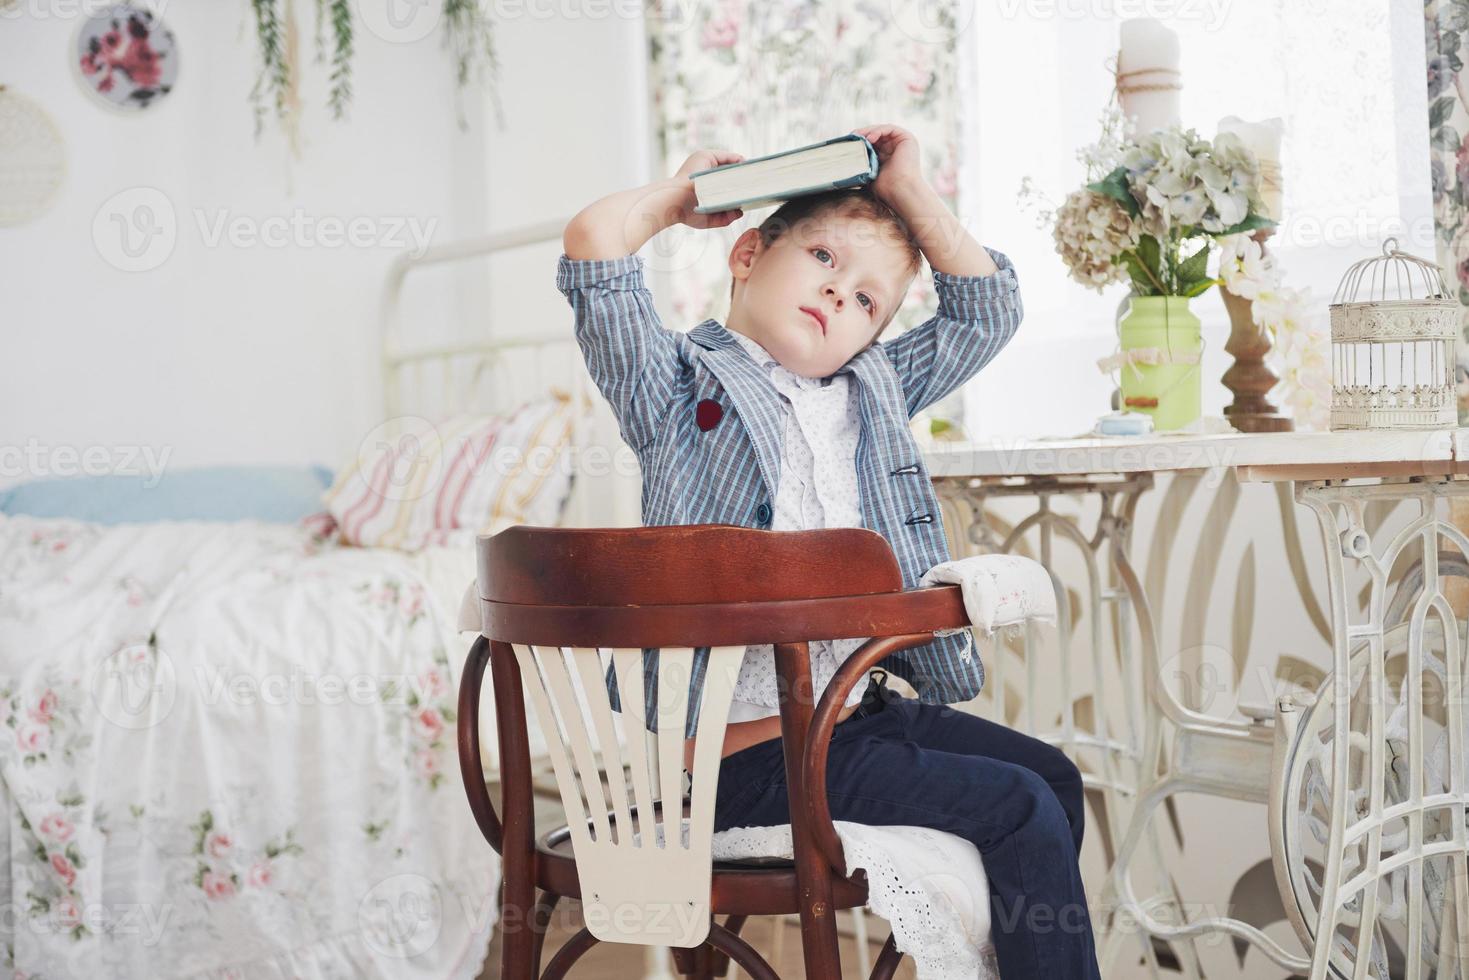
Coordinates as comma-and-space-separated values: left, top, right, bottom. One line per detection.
710, 684, 1102, 979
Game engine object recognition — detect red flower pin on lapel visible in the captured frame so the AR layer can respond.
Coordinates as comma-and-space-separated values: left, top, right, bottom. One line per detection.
695, 398, 723, 431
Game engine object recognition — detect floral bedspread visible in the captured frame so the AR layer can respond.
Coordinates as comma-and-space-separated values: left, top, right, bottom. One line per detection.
0, 515, 497, 978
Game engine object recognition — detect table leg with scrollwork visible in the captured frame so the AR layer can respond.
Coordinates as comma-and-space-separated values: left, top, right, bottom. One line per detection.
934, 474, 1205, 978
1278, 478, 1469, 979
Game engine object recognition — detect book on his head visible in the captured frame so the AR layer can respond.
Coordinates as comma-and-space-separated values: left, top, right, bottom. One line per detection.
688, 134, 879, 214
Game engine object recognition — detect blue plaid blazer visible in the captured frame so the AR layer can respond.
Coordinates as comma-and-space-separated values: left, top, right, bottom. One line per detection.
557, 249, 1023, 736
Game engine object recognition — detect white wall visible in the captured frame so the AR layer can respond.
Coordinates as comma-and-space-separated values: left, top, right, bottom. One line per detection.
0, 4, 648, 502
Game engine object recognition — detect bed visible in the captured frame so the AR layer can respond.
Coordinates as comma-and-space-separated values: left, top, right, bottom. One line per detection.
0, 219, 636, 978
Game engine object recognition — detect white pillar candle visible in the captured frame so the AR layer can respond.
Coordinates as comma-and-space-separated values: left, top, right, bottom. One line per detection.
1217, 115, 1284, 221
1117, 18, 1182, 138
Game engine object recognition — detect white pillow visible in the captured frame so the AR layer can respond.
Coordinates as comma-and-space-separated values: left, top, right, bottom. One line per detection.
325, 395, 581, 551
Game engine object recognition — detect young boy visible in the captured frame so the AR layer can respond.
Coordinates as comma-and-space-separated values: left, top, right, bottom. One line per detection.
558, 123, 1101, 978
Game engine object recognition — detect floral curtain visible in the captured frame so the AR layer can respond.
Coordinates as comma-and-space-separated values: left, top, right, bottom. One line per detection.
644, 0, 971, 431
1426, 0, 1469, 420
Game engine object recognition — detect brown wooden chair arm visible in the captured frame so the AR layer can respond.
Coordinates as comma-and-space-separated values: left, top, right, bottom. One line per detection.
801, 624, 970, 882
457, 636, 504, 853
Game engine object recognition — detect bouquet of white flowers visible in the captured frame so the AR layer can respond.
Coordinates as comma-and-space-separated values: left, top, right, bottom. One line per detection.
1087, 127, 1274, 296
1024, 110, 1275, 297
1021, 108, 1331, 429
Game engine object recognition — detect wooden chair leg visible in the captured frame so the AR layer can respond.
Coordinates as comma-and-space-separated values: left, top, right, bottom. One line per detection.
540, 926, 600, 980
707, 915, 747, 977
705, 921, 779, 980
869, 933, 903, 980
530, 890, 560, 977
775, 644, 842, 978
500, 877, 537, 978
669, 942, 714, 978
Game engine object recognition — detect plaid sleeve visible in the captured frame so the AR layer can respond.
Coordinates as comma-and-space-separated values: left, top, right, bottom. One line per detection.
557, 253, 683, 453
877, 246, 1023, 418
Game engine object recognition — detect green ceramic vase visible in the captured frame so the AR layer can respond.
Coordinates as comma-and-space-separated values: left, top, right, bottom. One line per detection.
1118, 296, 1202, 431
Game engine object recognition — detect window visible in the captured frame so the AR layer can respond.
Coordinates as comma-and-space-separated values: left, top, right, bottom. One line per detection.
958, 0, 1432, 437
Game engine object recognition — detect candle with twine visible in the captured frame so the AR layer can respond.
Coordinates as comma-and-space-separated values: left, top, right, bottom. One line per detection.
1113, 18, 1182, 139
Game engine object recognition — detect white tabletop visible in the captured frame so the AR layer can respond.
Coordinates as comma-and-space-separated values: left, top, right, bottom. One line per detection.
923, 429, 1469, 481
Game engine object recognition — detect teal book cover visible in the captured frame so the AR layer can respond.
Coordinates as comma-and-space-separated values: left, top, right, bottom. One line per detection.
689, 133, 879, 214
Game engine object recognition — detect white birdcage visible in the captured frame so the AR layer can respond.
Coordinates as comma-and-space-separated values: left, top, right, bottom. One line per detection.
1329, 237, 1459, 430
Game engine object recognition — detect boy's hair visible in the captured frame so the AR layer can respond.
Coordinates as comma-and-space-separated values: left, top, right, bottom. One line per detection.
730, 189, 923, 343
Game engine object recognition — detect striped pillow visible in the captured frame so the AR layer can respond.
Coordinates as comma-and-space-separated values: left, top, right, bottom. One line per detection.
326, 394, 580, 551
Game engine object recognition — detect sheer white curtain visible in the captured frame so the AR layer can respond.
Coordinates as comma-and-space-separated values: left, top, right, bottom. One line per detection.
955, 0, 1434, 439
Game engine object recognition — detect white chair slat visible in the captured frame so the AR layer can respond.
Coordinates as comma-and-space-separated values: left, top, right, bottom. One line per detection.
537, 646, 614, 845
687, 647, 742, 851
655, 648, 695, 843
513, 643, 595, 845
574, 647, 634, 842
612, 648, 659, 847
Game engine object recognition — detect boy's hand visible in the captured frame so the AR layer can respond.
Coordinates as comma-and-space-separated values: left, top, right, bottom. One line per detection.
850, 123, 998, 278
671, 149, 745, 229
852, 124, 926, 209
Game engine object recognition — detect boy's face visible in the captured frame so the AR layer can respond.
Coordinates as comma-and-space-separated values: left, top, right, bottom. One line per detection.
726, 213, 917, 379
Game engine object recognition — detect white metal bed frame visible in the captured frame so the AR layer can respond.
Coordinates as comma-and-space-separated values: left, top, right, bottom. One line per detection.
378, 217, 639, 530
378, 222, 696, 980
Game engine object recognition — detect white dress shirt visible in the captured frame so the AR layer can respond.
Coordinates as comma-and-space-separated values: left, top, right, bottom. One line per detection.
726, 331, 870, 722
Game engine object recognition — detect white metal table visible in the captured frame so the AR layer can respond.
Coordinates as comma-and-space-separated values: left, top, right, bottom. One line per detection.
926, 429, 1469, 980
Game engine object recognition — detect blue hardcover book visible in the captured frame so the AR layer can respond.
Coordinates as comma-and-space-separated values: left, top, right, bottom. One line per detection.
688, 133, 879, 214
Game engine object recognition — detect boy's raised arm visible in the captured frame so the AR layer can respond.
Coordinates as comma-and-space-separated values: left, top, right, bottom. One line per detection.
563, 151, 745, 259
558, 152, 745, 453
854, 124, 1024, 418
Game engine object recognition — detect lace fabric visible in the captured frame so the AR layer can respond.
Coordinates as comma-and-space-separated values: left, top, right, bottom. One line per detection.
712, 821, 999, 980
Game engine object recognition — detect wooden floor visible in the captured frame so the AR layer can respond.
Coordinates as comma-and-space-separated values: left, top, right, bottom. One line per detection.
478, 906, 914, 979
475, 786, 915, 979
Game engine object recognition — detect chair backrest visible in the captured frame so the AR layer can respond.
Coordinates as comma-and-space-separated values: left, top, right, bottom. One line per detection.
476, 524, 916, 948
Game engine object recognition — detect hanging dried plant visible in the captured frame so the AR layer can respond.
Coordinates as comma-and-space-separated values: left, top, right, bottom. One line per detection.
316, 0, 352, 120
248, 0, 497, 138
444, 0, 502, 127
249, 0, 290, 137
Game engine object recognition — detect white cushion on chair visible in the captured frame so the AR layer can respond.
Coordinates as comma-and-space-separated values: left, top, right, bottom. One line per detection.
919, 554, 1058, 637
709, 821, 1000, 980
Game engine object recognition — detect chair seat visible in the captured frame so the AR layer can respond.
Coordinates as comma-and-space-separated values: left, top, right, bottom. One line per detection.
533, 803, 871, 917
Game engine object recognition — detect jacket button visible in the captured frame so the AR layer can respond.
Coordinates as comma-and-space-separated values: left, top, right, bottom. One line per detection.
755, 502, 772, 525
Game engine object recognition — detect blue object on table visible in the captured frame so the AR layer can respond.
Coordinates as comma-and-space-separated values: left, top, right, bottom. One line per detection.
0, 465, 334, 525
1093, 412, 1155, 437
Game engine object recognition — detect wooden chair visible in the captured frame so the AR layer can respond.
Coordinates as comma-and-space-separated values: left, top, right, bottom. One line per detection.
457, 523, 973, 979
